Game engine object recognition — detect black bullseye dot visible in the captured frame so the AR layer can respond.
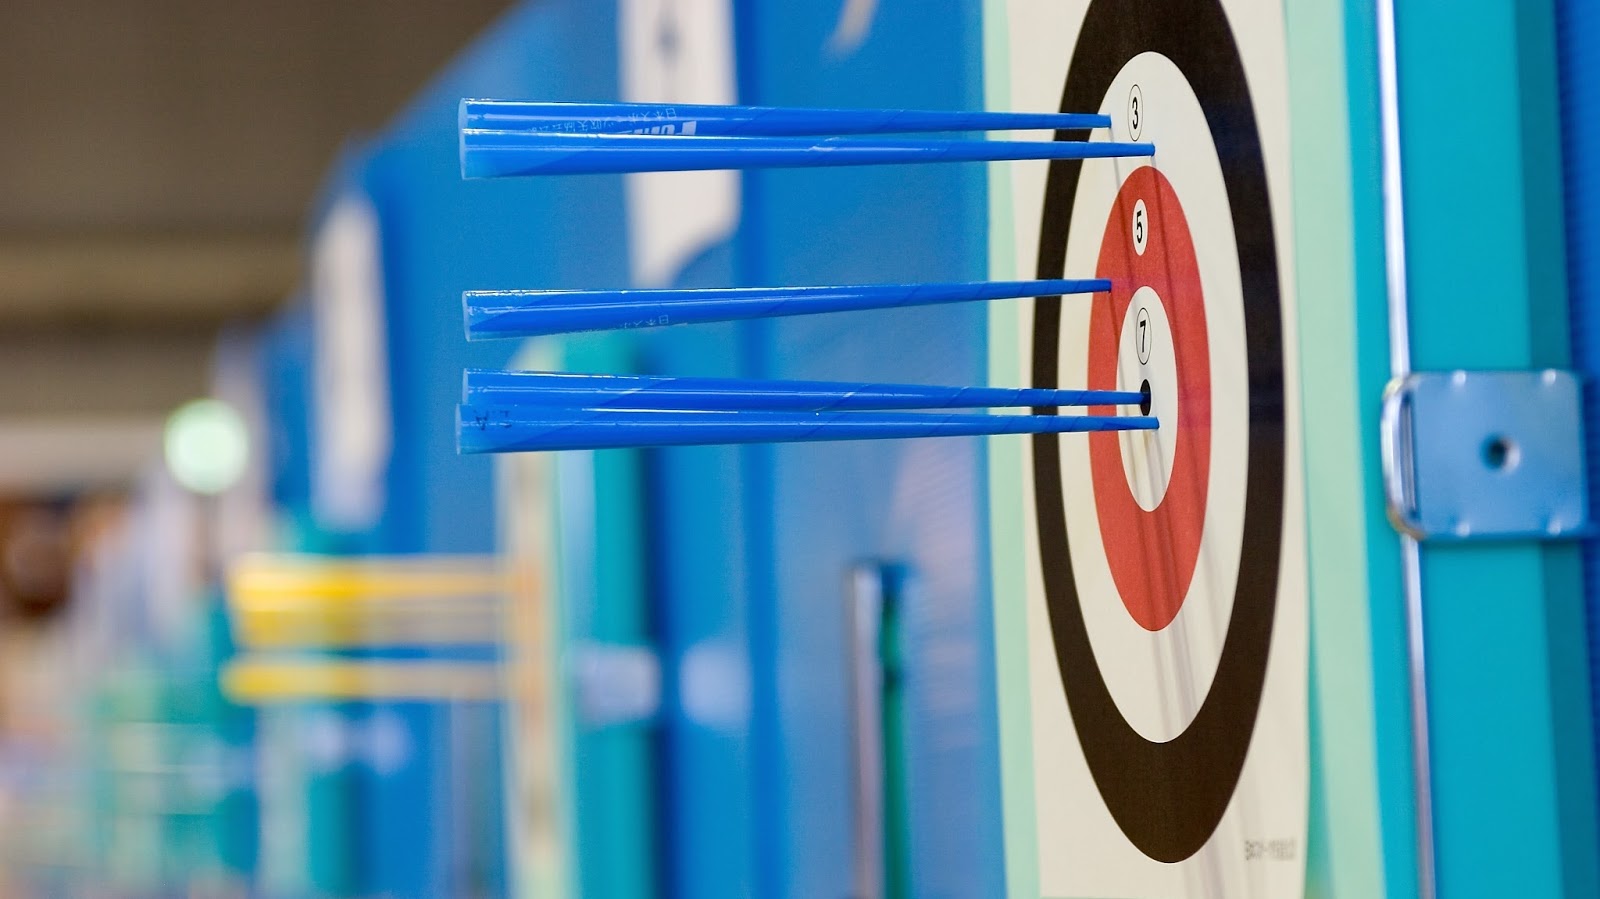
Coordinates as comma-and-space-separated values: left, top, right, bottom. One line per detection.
1139, 379, 1152, 416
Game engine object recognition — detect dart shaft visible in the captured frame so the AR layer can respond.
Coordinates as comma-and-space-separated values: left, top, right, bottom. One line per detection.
463, 369, 1144, 411
460, 99, 1110, 136
460, 131, 1153, 178
457, 405, 1157, 454
465, 278, 1109, 339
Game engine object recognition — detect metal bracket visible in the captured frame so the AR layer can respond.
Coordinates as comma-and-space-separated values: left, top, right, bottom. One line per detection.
1380, 369, 1589, 540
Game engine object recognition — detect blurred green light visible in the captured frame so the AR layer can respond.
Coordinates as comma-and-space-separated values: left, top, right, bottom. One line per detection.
164, 399, 249, 495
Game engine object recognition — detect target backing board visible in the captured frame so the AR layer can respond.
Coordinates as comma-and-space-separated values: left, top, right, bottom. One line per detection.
984, 1, 1308, 896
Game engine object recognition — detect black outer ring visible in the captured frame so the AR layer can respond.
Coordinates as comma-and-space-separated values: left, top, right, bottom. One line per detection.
1030, 0, 1287, 864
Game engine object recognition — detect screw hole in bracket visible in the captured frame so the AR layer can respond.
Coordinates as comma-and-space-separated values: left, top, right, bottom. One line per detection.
1481, 434, 1521, 472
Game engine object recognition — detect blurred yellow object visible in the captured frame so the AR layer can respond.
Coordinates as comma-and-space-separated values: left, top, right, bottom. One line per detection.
228, 553, 507, 604
222, 555, 510, 702
225, 553, 509, 649
233, 600, 503, 648
221, 657, 504, 703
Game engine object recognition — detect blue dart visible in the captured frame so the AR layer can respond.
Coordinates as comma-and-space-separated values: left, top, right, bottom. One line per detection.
460, 130, 1153, 178
457, 404, 1158, 454
460, 99, 1110, 136
463, 369, 1145, 411
464, 278, 1109, 339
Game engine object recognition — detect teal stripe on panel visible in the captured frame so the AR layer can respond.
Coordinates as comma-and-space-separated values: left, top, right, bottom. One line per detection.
1340, 0, 1419, 894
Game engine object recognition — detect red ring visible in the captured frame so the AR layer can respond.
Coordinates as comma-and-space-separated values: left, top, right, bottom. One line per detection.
1086, 166, 1211, 631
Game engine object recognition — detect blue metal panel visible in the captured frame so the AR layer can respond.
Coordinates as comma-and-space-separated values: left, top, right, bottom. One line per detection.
367, 0, 630, 557
644, 264, 758, 899
286, 4, 634, 895
291, 145, 442, 899
730, 1, 1004, 896
633, 1, 1003, 893
1561, 0, 1600, 884
333, 3, 996, 896
258, 300, 315, 529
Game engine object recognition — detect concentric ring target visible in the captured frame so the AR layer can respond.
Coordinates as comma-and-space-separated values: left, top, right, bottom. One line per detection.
1030, 0, 1285, 864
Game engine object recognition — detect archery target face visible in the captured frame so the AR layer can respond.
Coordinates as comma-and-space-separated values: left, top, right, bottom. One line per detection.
992, 0, 1308, 896
1066, 58, 1242, 746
